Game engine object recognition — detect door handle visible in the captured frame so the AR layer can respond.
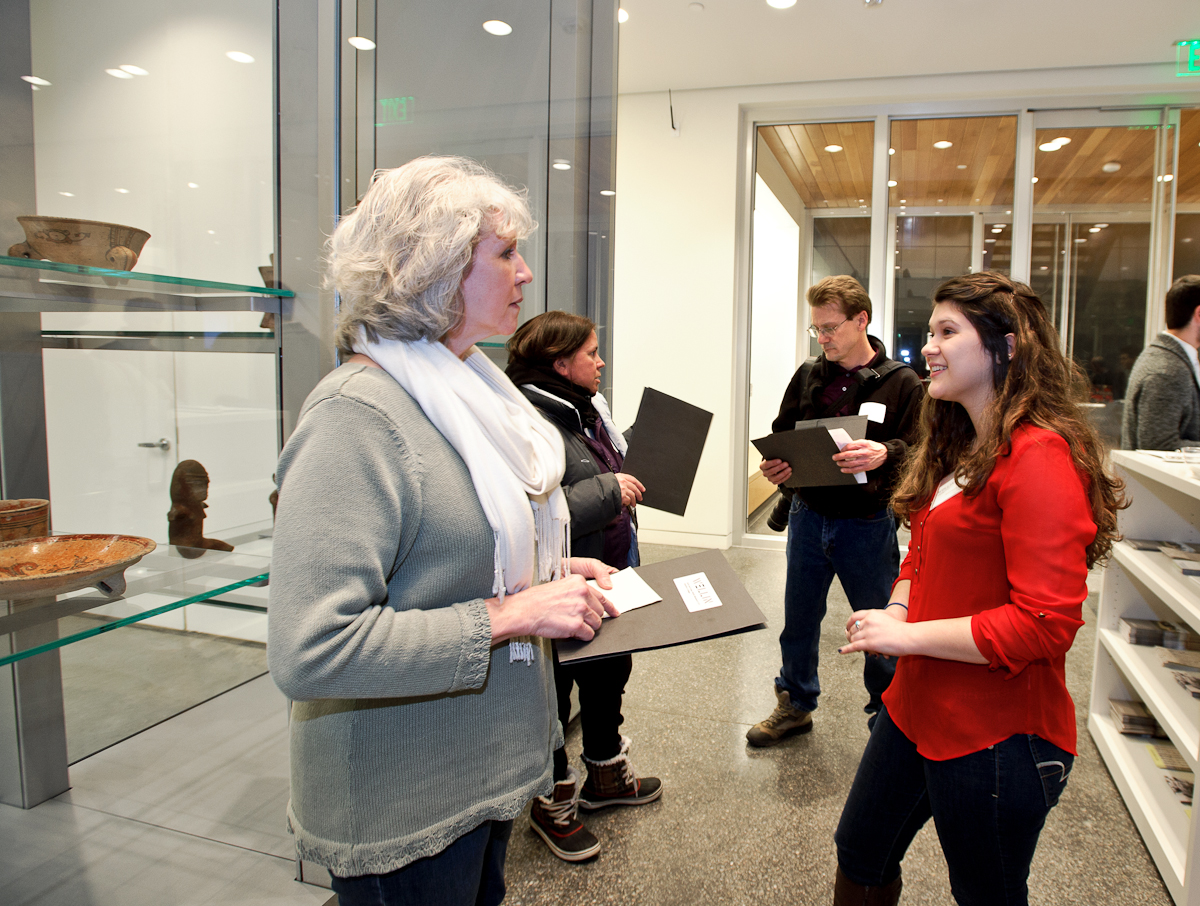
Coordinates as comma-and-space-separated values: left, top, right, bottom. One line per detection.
137, 438, 171, 451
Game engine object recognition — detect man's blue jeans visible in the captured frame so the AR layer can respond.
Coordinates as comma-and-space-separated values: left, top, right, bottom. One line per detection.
835, 708, 1073, 906
330, 819, 513, 906
776, 498, 899, 714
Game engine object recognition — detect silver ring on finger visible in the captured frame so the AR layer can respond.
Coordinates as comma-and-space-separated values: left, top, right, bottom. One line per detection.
854, 619, 862, 631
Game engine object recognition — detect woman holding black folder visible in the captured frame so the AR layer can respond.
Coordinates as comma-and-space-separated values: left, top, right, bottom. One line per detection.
833, 272, 1124, 906
506, 311, 663, 863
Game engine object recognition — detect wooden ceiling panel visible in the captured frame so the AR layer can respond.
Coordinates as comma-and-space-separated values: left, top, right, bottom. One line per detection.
1178, 109, 1200, 205
757, 122, 874, 209
759, 114, 1200, 213
1033, 127, 1159, 208
888, 116, 1017, 208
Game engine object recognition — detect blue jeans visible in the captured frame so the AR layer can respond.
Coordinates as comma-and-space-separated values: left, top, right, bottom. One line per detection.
835, 708, 1073, 906
330, 819, 513, 906
777, 499, 899, 714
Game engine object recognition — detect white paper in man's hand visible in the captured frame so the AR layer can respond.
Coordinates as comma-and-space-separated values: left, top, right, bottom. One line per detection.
827, 427, 868, 485
587, 567, 663, 616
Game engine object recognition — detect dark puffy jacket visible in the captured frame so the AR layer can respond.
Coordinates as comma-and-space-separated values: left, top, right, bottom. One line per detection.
520, 386, 627, 563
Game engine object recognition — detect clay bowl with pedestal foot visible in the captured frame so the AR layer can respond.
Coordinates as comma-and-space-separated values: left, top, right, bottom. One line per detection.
9, 216, 151, 271
0, 534, 157, 601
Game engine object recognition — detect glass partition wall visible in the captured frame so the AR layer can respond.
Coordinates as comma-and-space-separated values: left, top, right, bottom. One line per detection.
746, 105, 1198, 537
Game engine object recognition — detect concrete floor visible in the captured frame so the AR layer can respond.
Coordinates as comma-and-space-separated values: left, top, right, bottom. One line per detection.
0, 542, 1175, 905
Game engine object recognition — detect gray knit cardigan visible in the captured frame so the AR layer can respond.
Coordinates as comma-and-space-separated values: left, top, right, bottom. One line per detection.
1121, 334, 1200, 451
267, 363, 558, 877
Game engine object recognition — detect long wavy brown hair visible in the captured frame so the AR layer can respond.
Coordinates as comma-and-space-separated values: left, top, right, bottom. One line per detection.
891, 271, 1125, 568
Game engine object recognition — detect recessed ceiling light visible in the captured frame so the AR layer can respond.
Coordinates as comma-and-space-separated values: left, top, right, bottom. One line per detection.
1038, 142, 1059, 152
956, 164, 967, 169
933, 140, 952, 149
1101, 161, 1121, 173
105, 68, 134, 79
1031, 177, 1039, 183
115, 188, 129, 193
858, 199, 865, 203
888, 147, 895, 155
1161, 174, 1175, 182
887, 180, 897, 187
767, 0, 797, 8
58, 191, 74, 197
600, 190, 615, 196
348, 36, 376, 50
552, 159, 571, 170
937, 199, 943, 203
119, 64, 148, 76
1054, 137, 1071, 145
618, 7, 630, 22
985, 238, 996, 243
1184, 237, 1194, 243
226, 51, 255, 63
21, 75, 51, 86
991, 228, 1004, 234
207, 230, 215, 235
1089, 227, 1101, 233
187, 182, 199, 188
483, 20, 513, 35
824, 144, 843, 152
1075, 238, 1087, 243
899, 199, 906, 203
1095, 223, 1108, 228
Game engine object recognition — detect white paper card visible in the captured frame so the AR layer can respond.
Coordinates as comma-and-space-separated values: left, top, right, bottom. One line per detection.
858, 401, 886, 424
587, 567, 663, 616
827, 428, 868, 485
673, 571, 723, 612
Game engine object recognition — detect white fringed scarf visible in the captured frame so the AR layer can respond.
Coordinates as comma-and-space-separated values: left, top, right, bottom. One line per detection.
353, 334, 570, 601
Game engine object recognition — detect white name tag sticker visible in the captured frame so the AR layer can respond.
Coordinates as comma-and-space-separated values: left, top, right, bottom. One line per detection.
859, 401, 886, 424
674, 572, 723, 612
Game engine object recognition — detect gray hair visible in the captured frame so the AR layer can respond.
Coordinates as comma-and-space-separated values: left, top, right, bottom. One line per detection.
328, 155, 535, 356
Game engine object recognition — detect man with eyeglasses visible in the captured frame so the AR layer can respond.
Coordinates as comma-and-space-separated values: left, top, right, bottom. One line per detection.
747, 275, 924, 747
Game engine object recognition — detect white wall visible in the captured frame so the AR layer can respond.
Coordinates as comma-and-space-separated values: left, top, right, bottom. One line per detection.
748, 175, 800, 454
613, 61, 1197, 548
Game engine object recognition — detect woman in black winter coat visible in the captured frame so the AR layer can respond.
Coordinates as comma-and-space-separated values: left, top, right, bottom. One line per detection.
506, 311, 663, 862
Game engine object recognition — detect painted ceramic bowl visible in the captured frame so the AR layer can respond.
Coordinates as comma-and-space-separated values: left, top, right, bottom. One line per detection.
0, 534, 156, 600
8, 217, 151, 271
0, 499, 49, 543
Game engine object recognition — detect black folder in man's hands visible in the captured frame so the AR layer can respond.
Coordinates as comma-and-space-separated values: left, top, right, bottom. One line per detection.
751, 414, 868, 489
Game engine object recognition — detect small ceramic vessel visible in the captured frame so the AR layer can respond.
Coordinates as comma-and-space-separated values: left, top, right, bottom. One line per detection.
0, 499, 49, 543
8, 216, 151, 271
0, 534, 157, 600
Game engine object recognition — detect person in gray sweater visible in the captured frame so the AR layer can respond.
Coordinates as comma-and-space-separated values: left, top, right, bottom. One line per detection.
1122, 275, 1200, 451
267, 156, 617, 906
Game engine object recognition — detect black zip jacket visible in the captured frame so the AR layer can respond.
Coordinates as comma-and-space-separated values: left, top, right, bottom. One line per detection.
771, 336, 924, 519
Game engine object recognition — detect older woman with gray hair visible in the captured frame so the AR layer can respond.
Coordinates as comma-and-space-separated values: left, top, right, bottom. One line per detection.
267, 155, 617, 906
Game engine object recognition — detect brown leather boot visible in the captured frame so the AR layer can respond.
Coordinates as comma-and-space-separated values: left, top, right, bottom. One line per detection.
833, 866, 902, 905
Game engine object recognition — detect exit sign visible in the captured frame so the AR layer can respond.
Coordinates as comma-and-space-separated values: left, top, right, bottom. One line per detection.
1178, 40, 1200, 77
376, 96, 416, 126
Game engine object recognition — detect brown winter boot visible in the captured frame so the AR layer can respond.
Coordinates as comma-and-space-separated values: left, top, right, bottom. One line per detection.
578, 735, 663, 810
833, 866, 902, 906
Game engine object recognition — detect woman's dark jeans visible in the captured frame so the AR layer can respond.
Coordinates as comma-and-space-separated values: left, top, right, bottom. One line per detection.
835, 707, 1073, 906
330, 819, 512, 906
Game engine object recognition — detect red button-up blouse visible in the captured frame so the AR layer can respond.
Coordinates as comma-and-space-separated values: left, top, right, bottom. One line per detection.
882, 424, 1095, 761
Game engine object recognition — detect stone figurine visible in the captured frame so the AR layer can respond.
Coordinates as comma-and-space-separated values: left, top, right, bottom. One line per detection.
168, 460, 234, 555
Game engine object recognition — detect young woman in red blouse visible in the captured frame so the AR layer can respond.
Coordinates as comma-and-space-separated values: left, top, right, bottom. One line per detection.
832, 272, 1124, 906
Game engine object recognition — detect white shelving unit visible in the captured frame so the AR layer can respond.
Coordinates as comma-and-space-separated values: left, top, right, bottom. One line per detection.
1091, 451, 1200, 905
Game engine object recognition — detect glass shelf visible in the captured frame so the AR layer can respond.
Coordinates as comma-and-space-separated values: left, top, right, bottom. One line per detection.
0, 256, 292, 313
0, 546, 271, 668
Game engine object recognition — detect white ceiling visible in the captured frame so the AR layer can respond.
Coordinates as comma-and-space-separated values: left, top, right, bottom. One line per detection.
615, 0, 1200, 95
